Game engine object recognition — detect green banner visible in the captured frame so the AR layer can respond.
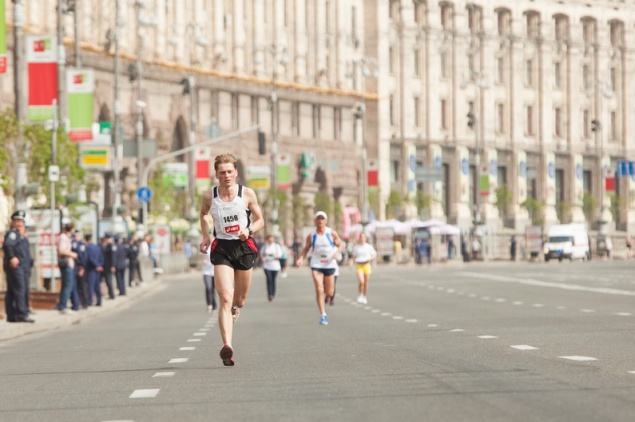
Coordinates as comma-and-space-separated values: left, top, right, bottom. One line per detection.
0, 0, 6, 74
479, 173, 489, 196
67, 69, 94, 141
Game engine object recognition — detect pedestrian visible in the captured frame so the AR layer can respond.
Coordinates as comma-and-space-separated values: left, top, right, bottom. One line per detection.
291, 236, 302, 266
127, 235, 141, 287
510, 235, 517, 261
447, 237, 455, 260
426, 238, 432, 264
202, 246, 217, 313
279, 241, 289, 278
184, 239, 193, 268
100, 233, 116, 299
353, 232, 377, 305
57, 222, 78, 314
73, 231, 90, 308
69, 231, 85, 310
471, 237, 481, 261
112, 234, 127, 296
260, 234, 282, 302
295, 211, 343, 326
199, 153, 264, 367
626, 234, 632, 260
18, 220, 34, 314
460, 235, 470, 262
84, 234, 104, 306
3, 210, 34, 323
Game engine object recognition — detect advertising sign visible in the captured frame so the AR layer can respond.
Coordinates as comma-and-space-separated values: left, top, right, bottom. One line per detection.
80, 145, 111, 170
163, 162, 188, 188
67, 68, 94, 141
375, 227, 395, 257
0, 0, 6, 74
457, 146, 469, 203
367, 159, 379, 192
277, 153, 291, 190
406, 144, 416, 199
28, 209, 62, 280
247, 166, 270, 190
27, 35, 58, 122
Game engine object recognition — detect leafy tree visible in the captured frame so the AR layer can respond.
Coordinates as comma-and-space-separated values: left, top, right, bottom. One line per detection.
495, 184, 512, 219
148, 166, 185, 220
315, 191, 332, 216
385, 189, 403, 219
521, 198, 544, 225
582, 192, 597, 222
556, 200, 571, 223
608, 193, 624, 224
292, 194, 307, 233
415, 191, 431, 219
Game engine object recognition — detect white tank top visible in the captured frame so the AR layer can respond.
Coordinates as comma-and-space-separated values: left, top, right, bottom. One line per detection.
310, 227, 338, 269
210, 185, 251, 240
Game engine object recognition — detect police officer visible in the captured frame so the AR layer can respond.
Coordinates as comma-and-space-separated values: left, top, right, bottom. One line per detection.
127, 235, 140, 287
112, 234, 127, 296
84, 234, 103, 306
100, 233, 115, 299
72, 231, 89, 308
3, 211, 34, 323
18, 219, 34, 314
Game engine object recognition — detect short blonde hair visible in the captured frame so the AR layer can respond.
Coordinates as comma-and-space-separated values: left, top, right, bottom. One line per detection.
214, 154, 238, 171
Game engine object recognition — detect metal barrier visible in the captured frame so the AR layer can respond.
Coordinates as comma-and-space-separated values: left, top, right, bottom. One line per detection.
155, 253, 190, 276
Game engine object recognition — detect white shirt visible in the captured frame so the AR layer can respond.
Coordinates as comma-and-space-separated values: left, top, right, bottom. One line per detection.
353, 243, 377, 263
309, 228, 338, 270
210, 185, 250, 240
58, 232, 75, 269
261, 243, 282, 271
202, 248, 214, 276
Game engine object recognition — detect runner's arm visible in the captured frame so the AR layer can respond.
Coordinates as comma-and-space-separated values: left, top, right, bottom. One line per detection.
244, 187, 265, 237
295, 234, 312, 266
199, 190, 213, 253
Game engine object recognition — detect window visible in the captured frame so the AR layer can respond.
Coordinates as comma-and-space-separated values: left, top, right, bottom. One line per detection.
554, 62, 561, 89
231, 94, 239, 129
441, 5, 452, 30
610, 67, 616, 92
251, 96, 259, 125
526, 13, 539, 39
610, 21, 623, 47
414, 1, 424, 24
390, 159, 400, 184
334, 107, 341, 140
390, 95, 395, 126
525, 60, 533, 86
312, 105, 320, 138
414, 96, 421, 127
611, 111, 617, 140
582, 64, 590, 90
497, 103, 505, 134
497, 57, 504, 84
441, 99, 447, 130
440, 52, 448, 79
582, 20, 595, 46
414, 47, 421, 76
583, 109, 590, 138
292, 102, 300, 136
526, 105, 533, 135
351, 6, 358, 47
554, 107, 562, 138
389, 47, 394, 73
497, 10, 509, 36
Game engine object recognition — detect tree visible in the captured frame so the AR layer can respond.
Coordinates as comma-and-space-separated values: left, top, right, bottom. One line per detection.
148, 166, 185, 220
521, 198, 544, 225
315, 191, 332, 216
556, 200, 571, 223
495, 184, 512, 219
415, 191, 431, 219
582, 193, 597, 222
385, 189, 403, 219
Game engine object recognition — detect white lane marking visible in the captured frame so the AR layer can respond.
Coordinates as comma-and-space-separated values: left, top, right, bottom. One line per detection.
628, 371, 635, 374
199, 328, 211, 331
559, 356, 597, 362
532, 304, 545, 308
405, 319, 417, 323
427, 324, 439, 328
580, 309, 596, 313
153, 372, 175, 378
556, 306, 566, 310
392, 316, 403, 320
371, 310, 381, 313
193, 332, 207, 336
130, 389, 160, 398
180, 347, 196, 351
459, 271, 635, 297
468, 293, 477, 298
103, 420, 134, 422
615, 312, 632, 316
381, 312, 391, 316
169, 358, 188, 363
481, 296, 491, 300
513, 301, 524, 305
495, 298, 507, 303
511, 345, 539, 351
187, 339, 202, 342
447, 289, 455, 293
450, 329, 464, 332
478, 335, 498, 339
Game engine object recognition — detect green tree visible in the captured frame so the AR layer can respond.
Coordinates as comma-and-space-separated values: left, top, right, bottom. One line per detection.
292, 194, 307, 233
385, 189, 403, 219
521, 198, 544, 225
582, 192, 597, 222
148, 167, 185, 220
315, 191, 332, 216
556, 200, 571, 223
415, 191, 431, 219
495, 184, 512, 219
608, 193, 624, 224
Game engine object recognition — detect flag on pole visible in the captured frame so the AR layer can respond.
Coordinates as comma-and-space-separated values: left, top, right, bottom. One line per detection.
277, 153, 291, 190
67, 69, 94, 141
0, 0, 6, 74
27, 35, 58, 122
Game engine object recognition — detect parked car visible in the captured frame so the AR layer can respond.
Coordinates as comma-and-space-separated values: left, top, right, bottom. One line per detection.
543, 224, 590, 262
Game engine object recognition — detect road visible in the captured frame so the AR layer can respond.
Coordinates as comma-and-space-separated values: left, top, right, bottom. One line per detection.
1, 260, 634, 422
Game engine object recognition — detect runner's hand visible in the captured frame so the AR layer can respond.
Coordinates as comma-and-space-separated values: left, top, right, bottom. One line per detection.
199, 237, 211, 253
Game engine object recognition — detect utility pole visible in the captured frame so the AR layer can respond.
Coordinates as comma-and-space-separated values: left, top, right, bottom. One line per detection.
57, 0, 67, 121
112, 0, 123, 230
270, 44, 279, 236
49, 100, 59, 291
134, 1, 145, 225
13, 0, 27, 210
72, 0, 80, 67
187, 22, 197, 221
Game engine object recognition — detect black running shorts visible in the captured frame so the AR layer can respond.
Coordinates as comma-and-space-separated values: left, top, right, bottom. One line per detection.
311, 267, 336, 277
210, 238, 258, 270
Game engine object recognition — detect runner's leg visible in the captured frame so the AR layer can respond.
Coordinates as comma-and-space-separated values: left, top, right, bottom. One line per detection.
312, 270, 326, 315
214, 265, 235, 347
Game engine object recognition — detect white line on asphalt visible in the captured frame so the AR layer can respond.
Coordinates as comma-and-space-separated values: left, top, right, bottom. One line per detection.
614, 312, 632, 316
371, 310, 381, 313
153, 372, 175, 378
180, 347, 196, 351
187, 339, 202, 342
450, 329, 464, 332
446, 289, 455, 293
468, 293, 477, 298
193, 332, 207, 336
393, 316, 403, 320
478, 335, 498, 339
381, 312, 391, 316
495, 298, 506, 303
130, 389, 160, 398
405, 319, 417, 323
513, 301, 524, 305
459, 272, 635, 297
628, 371, 635, 374
580, 309, 596, 313
427, 324, 439, 328
532, 304, 545, 308
169, 358, 188, 363
199, 328, 211, 331
511, 345, 539, 350
481, 296, 491, 300
559, 356, 597, 361
102, 420, 134, 422
556, 306, 566, 310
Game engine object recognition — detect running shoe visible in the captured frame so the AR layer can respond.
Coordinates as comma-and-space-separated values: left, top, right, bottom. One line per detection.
361, 296, 368, 305
319, 314, 329, 325
219, 345, 235, 366
231, 306, 240, 323
357, 295, 364, 304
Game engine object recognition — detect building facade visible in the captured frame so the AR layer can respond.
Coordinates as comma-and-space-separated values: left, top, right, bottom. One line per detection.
3, 0, 635, 238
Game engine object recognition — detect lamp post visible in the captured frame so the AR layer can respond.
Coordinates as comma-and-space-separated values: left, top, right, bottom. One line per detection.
133, 0, 147, 226
111, 0, 123, 232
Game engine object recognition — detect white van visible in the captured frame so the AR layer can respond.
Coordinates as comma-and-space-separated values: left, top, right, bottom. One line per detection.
543, 224, 590, 262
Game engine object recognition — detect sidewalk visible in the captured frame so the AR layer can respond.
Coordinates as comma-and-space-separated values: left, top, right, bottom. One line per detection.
0, 274, 177, 343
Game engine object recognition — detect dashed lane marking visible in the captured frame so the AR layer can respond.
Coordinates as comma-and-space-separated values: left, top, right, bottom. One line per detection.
580, 309, 596, 313
169, 358, 188, 363
180, 347, 196, 351
405, 319, 417, 323
392, 316, 403, 320
193, 332, 207, 336
381, 312, 391, 316
559, 356, 598, 362
511, 345, 539, 350
478, 335, 498, 339
130, 389, 160, 398
532, 304, 545, 308
450, 329, 464, 332
495, 298, 507, 303
427, 324, 439, 328
371, 310, 381, 313
187, 339, 202, 342
512, 301, 524, 305
153, 372, 175, 378
615, 312, 632, 316
199, 328, 211, 331
628, 371, 635, 374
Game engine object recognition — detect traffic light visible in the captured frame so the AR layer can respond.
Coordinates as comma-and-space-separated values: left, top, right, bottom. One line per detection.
591, 119, 601, 132
467, 112, 476, 129
181, 78, 191, 95
258, 131, 266, 155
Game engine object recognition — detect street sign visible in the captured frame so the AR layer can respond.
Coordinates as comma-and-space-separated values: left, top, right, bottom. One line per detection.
414, 166, 443, 182
123, 138, 157, 158
137, 187, 152, 203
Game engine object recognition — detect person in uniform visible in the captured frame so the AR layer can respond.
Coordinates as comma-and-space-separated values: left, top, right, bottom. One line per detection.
295, 211, 343, 326
18, 219, 34, 314
127, 235, 141, 287
84, 234, 103, 306
72, 231, 89, 308
112, 234, 127, 296
100, 233, 115, 299
3, 211, 34, 323
199, 153, 264, 367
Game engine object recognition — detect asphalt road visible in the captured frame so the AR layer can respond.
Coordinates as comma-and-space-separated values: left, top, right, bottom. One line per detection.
1, 260, 634, 422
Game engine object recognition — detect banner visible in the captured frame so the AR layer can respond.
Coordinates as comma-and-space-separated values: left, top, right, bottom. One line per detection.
367, 158, 378, 192
67, 69, 94, 141
27, 35, 58, 122
0, 0, 6, 74
516, 150, 527, 205
247, 166, 270, 190
406, 143, 416, 199
277, 153, 291, 190
430, 144, 443, 202
573, 154, 583, 206
163, 162, 188, 188
457, 146, 469, 203
545, 152, 556, 207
